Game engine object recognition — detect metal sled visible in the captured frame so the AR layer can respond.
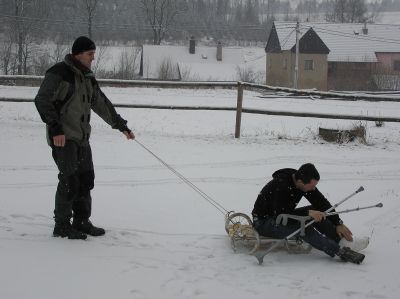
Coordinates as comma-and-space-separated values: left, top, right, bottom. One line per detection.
224, 212, 312, 257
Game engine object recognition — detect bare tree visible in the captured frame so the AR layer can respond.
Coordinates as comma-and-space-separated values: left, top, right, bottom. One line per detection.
297, 0, 318, 21
366, 0, 382, 23
336, 0, 347, 22
0, 37, 14, 75
22, 34, 35, 74
347, 0, 367, 22
49, 42, 69, 64
73, 0, 99, 38
84, 0, 99, 38
116, 47, 141, 79
139, 0, 186, 45
266, 0, 277, 23
32, 42, 69, 75
2, 0, 49, 74
12, 0, 31, 74
92, 46, 108, 75
325, 0, 367, 23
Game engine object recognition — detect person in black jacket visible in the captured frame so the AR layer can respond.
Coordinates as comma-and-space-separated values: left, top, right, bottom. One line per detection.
252, 163, 367, 264
35, 36, 135, 240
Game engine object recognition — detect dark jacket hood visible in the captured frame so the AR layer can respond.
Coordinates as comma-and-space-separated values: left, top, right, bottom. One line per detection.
272, 168, 296, 180
64, 54, 92, 75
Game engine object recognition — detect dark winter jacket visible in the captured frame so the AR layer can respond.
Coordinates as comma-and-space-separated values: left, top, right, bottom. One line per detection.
252, 168, 342, 226
35, 54, 129, 146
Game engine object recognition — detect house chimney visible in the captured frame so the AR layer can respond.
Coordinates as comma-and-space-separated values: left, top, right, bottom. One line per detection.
189, 36, 196, 54
216, 41, 222, 61
362, 23, 368, 35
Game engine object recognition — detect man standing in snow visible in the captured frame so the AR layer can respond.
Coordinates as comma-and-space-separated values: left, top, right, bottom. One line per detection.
35, 36, 135, 240
252, 163, 368, 264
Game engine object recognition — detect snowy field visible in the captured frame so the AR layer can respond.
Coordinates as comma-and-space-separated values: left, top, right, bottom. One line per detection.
1, 85, 400, 299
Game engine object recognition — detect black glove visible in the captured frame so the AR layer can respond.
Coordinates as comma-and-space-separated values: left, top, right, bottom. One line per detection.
118, 125, 131, 134
48, 121, 64, 137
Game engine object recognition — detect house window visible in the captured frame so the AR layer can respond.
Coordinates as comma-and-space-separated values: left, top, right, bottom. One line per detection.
304, 60, 314, 71
394, 60, 400, 71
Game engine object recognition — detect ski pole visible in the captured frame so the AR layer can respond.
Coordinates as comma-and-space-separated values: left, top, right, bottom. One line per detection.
254, 186, 365, 265
329, 186, 364, 211
325, 202, 383, 217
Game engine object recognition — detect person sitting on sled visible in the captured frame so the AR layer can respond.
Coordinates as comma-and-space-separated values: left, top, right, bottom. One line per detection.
252, 163, 369, 264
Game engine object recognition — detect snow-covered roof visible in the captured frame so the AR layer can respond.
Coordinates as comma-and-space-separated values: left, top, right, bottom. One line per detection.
141, 44, 245, 81
273, 21, 400, 62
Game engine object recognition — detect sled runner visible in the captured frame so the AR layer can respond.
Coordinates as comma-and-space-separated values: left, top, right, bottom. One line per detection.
224, 212, 312, 257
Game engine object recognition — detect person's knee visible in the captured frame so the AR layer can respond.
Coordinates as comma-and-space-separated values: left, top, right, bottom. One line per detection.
59, 173, 80, 200
79, 170, 95, 196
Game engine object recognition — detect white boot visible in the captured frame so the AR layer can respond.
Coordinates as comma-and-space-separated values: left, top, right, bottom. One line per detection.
339, 236, 369, 252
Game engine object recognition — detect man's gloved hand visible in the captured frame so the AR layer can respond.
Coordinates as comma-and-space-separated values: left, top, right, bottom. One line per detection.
118, 125, 135, 140
123, 130, 135, 140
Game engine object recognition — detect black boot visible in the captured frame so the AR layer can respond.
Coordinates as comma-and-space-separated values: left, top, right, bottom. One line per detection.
72, 219, 105, 236
337, 247, 365, 264
53, 222, 87, 240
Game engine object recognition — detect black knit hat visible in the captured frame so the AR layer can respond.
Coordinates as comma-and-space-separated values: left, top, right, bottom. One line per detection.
72, 36, 96, 55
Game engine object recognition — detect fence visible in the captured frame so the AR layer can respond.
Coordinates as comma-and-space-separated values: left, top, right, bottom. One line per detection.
234, 82, 400, 138
0, 75, 237, 89
1, 76, 400, 138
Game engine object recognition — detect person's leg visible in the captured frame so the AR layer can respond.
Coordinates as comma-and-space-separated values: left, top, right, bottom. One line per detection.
72, 144, 105, 236
51, 141, 86, 239
254, 217, 340, 257
254, 216, 365, 264
313, 219, 341, 243
294, 205, 341, 243
72, 144, 94, 220
52, 141, 79, 224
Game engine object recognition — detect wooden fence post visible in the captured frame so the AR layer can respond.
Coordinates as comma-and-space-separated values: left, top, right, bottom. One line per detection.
235, 82, 244, 138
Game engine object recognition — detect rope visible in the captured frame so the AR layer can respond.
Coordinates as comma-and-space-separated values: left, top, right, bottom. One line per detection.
134, 139, 228, 215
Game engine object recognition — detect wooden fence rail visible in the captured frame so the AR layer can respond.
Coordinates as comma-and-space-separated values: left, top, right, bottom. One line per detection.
242, 82, 400, 103
0, 75, 237, 89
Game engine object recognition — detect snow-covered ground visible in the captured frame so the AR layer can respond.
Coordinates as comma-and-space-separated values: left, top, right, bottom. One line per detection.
1, 85, 400, 299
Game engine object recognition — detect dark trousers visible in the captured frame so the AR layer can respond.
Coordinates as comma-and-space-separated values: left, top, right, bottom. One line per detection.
51, 141, 95, 223
253, 206, 340, 257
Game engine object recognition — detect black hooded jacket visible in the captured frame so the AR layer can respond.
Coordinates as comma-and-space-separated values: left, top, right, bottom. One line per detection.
252, 168, 342, 225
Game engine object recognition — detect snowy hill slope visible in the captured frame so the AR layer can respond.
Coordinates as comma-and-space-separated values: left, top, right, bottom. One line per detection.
0, 86, 399, 299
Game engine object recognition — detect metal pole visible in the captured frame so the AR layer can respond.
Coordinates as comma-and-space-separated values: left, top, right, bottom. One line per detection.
254, 186, 365, 265
325, 202, 383, 217
294, 21, 300, 89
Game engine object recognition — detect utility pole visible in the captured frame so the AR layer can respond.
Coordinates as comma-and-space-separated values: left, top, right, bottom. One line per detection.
294, 21, 300, 89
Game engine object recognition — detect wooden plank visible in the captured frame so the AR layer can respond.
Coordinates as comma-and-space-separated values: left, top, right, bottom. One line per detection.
235, 83, 244, 138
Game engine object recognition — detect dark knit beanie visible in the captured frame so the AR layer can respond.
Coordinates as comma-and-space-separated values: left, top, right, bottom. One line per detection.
72, 36, 96, 55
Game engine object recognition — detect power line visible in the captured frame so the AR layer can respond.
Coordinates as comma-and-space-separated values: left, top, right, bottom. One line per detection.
280, 28, 296, 48
275, 21, 400, 45
300, 24, 400, 45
